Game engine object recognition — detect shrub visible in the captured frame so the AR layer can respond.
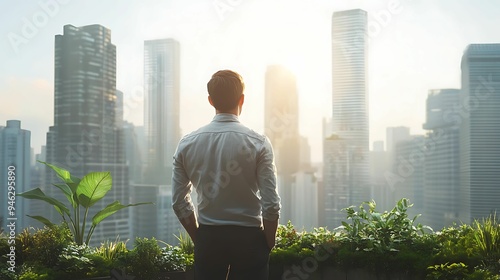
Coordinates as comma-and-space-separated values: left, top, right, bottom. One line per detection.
16, 224, 73, 268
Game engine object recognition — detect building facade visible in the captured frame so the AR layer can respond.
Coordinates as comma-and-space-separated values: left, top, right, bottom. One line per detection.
143, 38, 181, 185
45, 24, 130, 245
326, 9, 369, 228
264, 65, 300, 223
459, 44, 500, 223
0, 120, 31, 232
422, 89, 461, 230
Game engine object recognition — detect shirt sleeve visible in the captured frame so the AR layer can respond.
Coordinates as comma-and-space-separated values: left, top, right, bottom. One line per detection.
171, 145, 195, 219
256, 137, 281, 221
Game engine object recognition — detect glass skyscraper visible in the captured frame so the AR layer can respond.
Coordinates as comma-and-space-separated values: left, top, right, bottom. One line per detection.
143, 38, 181, 185
45, 24, 130, 245
0, 120, 31, 232
459, 44, 500, 223
423, 89, 460, 230
264, 65, 300, 224
325, 9, 369, 228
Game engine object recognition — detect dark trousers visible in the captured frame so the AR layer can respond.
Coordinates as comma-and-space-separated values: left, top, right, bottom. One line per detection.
194, 224, 271, 280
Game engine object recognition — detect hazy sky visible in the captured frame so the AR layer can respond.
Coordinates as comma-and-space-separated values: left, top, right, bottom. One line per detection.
1, 0, 500, 162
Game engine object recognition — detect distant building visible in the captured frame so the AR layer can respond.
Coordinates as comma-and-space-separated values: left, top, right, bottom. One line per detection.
325, 9, 370, 229
291, 170, 318, 231
123, 121, 145, 184
386, 127, 411, 153
392, 135, 425, 218
0, 120, 31, 232
299, 136, 311, 169
143, 38, 181, 185
372, 141, 384, 152
264, 65, 300, 224
323, 134, 350, 228
459, 44, 500, 223
369, 141, 392, 212
45, 24, 130, 246
422, 89, 460, 230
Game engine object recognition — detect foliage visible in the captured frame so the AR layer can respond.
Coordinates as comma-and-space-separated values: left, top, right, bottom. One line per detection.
426, 262, 500, 280
433, 224, 478, 266
125, 237, 194, 279
0, 234, 16, 280
427, 262, 469, 279
338, 198, 432, 253
3, 198, 500, 279
18, 161, 153, 245
472, 213, 500, 265
53, 244, 94, 277
174, 230, 194, 255
94, 237, 128, 263
432, 215, 500, 276
18, 267, 50, 280
16, 224, 73, 268
161, 244, 194, 272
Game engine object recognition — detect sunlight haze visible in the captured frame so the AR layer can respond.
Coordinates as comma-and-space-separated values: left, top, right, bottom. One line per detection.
1, 0, 500, 161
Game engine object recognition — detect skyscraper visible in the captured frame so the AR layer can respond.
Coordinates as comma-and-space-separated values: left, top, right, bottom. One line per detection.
392, 135, 425, 218
0, 120, 31, 232
459, 44, 500, 223
423, 89, 460, 230
264, 65, 300, 223
386, 127, 411, 153
144, 38, 181, 185
326, 9, 369, 228
45, 24, 130, 245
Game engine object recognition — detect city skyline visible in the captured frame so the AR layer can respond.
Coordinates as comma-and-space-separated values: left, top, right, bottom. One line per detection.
2, 0, 500, 162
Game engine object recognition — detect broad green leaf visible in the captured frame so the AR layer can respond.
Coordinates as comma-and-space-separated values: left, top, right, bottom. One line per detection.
76, 171, 112, 208
17, 188, 70, 215
92, 201, 153, 226
27, 215, 55, 227
53, 184, 76, 208
40, 161, 73, 183
39, 161, 81, 189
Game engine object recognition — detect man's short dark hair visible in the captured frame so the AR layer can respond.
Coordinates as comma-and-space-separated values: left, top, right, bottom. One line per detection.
207, 70, 245, 112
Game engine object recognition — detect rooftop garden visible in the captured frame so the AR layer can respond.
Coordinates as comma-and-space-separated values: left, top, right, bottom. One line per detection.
2, 198, 499, 279
1, 162, 499, 279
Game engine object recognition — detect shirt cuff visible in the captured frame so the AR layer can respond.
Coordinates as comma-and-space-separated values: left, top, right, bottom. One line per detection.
173, 202, 195, 219
262, 209, 280, 221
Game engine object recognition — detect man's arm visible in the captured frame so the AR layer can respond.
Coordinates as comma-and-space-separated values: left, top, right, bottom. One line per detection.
257, 137, 281, 249
172, 147, 198, 243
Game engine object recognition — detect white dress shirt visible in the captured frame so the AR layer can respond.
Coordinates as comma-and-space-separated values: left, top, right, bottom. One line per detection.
172, 113, 281, 227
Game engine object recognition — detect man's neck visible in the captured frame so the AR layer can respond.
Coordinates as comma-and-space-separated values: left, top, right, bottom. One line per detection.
216, 108, 240, 116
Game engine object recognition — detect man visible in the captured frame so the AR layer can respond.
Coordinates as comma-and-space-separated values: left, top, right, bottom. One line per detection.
172, 70, 281, 280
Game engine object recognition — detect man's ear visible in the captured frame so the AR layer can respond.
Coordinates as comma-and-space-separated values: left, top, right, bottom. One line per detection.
239, 94, 245, 106
208, 95, 214, 107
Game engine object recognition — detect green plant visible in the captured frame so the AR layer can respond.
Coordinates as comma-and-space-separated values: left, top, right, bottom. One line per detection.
18, 161, 153, 245
18, 268, 50, 280
174, 230, 194, 255
161, 244, 194, 272
0, 234, 16, 280
55, 243, 94, 277
16, 224, 73, 268
126, 237, 163, 278
472, 213, 500, 259
426, 262, 469, 279
338, 198, 432, 253
95, 237, 128, 262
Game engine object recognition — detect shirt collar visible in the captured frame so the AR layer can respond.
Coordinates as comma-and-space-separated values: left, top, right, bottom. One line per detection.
212, 113, 240, 123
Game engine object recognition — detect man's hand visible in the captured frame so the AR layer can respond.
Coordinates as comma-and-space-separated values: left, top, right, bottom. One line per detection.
179, 212, 199, 244
263, 218, 278, 250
